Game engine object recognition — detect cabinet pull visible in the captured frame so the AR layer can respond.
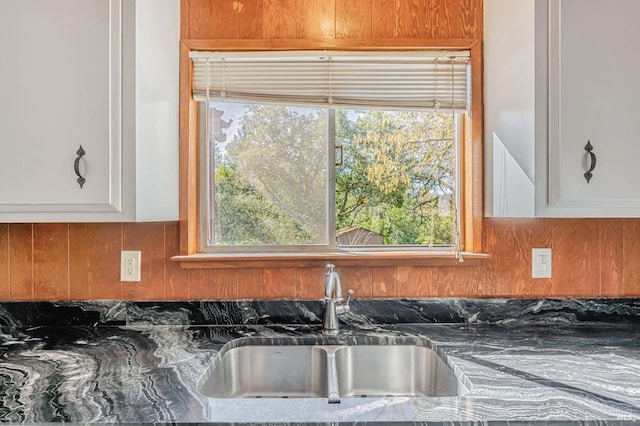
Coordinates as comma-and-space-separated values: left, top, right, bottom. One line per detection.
74, 145, 86, 188
584, 141, 596, 183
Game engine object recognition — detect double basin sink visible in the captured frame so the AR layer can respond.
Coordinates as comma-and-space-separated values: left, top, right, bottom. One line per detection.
198, 339, 465, 401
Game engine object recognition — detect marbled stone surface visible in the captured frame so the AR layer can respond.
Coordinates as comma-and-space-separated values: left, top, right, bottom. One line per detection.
4, 298, 640, 327
1, 299, 640, 424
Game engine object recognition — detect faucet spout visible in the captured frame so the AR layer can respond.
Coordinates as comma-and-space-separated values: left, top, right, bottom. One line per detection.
323, 264, 353, 334
324, 263, 342, 299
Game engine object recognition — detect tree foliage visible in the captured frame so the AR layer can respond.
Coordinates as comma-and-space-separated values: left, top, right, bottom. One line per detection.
213, 164, 312, 245
336, 109, 455, 245
211, 103, 456, 247
217, 104, 328, 245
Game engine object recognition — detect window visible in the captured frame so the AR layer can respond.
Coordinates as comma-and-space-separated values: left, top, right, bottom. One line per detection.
187, 49, 479, 259
200, 101, 460, 250
203, 102, 330, 248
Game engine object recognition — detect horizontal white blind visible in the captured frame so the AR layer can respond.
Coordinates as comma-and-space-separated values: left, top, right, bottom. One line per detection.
190, 50, 470, 110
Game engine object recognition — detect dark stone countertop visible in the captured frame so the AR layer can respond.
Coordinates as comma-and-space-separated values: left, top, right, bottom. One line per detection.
1, 299, 640, 425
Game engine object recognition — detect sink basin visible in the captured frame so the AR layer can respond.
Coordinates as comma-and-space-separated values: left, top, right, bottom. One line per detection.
198, 345, 328, 398
334, 345, 460, 397
198, 342, 465, 400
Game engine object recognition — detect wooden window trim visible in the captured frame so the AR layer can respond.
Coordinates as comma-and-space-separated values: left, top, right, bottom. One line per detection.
175, 39, 485, 268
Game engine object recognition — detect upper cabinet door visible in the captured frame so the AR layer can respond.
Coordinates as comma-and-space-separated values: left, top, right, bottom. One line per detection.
0, 0, 130, 218
547, 0, 640, 214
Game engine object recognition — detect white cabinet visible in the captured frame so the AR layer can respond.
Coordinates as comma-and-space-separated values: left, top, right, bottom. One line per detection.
539, 0, 640, 216
484, 0, 536, 217
486, 0, 640, 217
0, 0, 179, 222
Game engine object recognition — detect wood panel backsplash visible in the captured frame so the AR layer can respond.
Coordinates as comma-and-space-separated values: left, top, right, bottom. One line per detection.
0, 219, 639, 301
182, 0, 483, 41
4, 1, 635, 301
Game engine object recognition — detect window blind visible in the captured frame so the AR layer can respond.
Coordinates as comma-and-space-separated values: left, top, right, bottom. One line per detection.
190, 50, 470, 111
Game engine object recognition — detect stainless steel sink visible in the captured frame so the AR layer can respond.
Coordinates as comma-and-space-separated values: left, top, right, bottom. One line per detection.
334, 345, 460, 397
198, 345, 328, 398
198, 342, 465, 400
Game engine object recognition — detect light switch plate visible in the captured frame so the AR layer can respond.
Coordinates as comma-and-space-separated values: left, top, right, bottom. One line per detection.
532, 248, 552, 279
121, 251, 141, 282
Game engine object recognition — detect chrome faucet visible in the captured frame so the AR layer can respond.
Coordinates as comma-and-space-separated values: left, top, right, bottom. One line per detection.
323, 264, 353, 334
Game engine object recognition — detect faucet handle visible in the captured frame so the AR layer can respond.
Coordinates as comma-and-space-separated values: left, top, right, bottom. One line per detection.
336, 289, 353, 315
344, 289, 353, 306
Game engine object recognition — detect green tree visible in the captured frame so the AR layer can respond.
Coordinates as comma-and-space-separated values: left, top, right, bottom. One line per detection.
225, 105, 328, 244
214, 104, 456, 247
336, 110, 455, 246
214, 163, 311, 245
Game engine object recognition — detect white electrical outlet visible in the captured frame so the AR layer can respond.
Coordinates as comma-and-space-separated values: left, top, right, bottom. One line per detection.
532, 248, 552, 279
121, 251, 141, 282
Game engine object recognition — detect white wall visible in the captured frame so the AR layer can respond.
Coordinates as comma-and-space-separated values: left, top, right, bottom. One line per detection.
484, 0, 536, 217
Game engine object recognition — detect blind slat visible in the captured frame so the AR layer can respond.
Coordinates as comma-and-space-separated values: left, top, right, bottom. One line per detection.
190, 50, 470, 111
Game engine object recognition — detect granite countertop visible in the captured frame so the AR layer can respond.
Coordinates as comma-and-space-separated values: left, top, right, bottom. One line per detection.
1, 299, 640, 425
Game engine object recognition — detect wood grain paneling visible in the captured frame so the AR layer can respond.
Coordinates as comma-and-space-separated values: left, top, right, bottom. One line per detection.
296, 0, 335, 39
165, 222, 189, 300
396, 0, 425, 38
179, 42, 199, 256
123, 223, 166, 300
482, 218, 500, 294
371, 0, 395, 38
237, 268, 263, 299
336, 0, 371, 39
551, 219, 600, 297
372, 266, 396, 298
396, 266, 433, 298
433, 265, 483, 297
263, 268, 296, 298
186, 0, 482, 41
335, 266, 372, 298
454, 0, 483, 39
238, 0, 264, 38
190, 0, 238, 39
181, 0, 191, 39
9, 224, 33, 301
263, 0, 297, 38
484, 218, 533, 297
69, 223, 122, 300
3, 218, 640, 300
423, 0, 450, 39
0, 224, 8, 301
623, 219, 640, 296
421, 0, 482, 39
189, 269, 238, 299
468, 43, 484, 253
600, 219, 623, 297
296, 267, 324, 299
34, 224, 68, 301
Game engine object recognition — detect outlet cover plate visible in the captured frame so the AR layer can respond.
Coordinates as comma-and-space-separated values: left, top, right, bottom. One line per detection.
121, 250, 141, 282
532, 248, 552, 279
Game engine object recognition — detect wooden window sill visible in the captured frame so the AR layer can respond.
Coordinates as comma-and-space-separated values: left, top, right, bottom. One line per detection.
171, 251, 490, 269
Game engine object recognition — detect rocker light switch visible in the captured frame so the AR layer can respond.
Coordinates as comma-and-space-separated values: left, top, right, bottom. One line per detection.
532, 248, 552, 279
